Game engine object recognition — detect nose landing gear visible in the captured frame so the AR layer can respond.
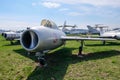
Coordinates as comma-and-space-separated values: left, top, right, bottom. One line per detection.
35, 52, 47, 67
38, 57, 47, 67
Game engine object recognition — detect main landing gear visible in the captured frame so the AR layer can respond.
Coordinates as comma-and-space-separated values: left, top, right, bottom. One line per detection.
78, 40, 84, 58
10, 41, 14, 45
102, 40, 106, 45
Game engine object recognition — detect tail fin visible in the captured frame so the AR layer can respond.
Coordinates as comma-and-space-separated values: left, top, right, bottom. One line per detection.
62, 21, 67, 32
63, 21, 66, 29
99, 27, 104, 36
87, 25, 100, 34
63, 21, 66, 26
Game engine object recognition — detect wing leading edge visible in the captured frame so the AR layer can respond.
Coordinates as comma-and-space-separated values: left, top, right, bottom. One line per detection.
61, 36, 116, 41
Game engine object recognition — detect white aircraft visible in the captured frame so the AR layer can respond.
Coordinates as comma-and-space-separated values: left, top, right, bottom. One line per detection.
100, 28, 120, 40
2, 31, 22, 44
20, 19, 116, 67
70, 28, 88, 34
87, 25, 100, 34
59, 21, 88, 34
87, 25, 120, 40
59, 21, 77, 34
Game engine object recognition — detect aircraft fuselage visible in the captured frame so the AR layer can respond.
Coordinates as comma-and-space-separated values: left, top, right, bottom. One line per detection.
20, 26, 66, 52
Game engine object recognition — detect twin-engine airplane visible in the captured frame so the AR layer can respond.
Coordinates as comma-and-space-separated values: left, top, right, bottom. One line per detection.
20, 19, 116, 67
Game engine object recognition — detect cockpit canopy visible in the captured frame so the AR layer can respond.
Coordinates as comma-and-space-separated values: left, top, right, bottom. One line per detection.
41, 19, 58, 29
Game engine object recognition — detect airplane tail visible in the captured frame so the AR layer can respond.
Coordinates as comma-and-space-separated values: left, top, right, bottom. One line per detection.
87, 25, 100, 34
62, 21, 67, 31
63, 21, 66, 29
98, 27, 104, 36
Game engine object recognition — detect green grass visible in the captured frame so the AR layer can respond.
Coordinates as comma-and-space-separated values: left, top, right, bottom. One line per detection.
0, 35, 120, 80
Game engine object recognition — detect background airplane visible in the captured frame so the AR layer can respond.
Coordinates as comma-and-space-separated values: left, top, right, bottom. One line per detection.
20, 19, 116, 67
59, 21, 77, 34
100, 28, 120, 40
59, 21, 88, 34
87, 25, 100, 34
87, 25, 120, 40
1, 31, 22, 44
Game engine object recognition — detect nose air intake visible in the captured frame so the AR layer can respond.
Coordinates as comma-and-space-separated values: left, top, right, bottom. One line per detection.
4, 34, 7, 38
21, 30, 39, 49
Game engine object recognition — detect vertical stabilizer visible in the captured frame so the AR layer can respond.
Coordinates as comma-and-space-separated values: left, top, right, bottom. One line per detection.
87, 25, 100, 34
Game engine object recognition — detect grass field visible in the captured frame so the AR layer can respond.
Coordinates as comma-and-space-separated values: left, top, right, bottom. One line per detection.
0, 35, 120, 80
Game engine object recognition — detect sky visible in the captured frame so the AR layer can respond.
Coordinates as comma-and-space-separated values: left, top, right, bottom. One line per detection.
0, 0, 120, 30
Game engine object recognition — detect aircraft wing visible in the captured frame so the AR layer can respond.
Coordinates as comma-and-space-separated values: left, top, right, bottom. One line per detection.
61, 36, 116, 41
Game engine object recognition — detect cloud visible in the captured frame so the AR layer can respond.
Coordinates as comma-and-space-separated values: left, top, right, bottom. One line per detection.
67, 12, 81, 16
80, 0, 120, 7
0, 20, 39, 30
44, 0, 120, 7
32, 2, 37, 6
0, 16, 39, 30
59, 8, 69, 11
42, 2, 61, 8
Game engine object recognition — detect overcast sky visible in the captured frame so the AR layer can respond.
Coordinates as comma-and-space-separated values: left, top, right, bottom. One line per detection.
0, 0, 120, 30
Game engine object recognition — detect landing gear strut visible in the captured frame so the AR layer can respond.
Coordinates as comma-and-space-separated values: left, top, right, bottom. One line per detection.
103, 40, 106, 45
10, 41, 14, 45
36, 52, 47, 67
78, 40, 84, 57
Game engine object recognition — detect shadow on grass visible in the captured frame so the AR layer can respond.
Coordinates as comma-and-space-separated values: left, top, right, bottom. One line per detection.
13, 48, 120, 80
3, 40, 20, 46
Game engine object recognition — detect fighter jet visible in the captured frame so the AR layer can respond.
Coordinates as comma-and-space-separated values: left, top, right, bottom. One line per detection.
87, 25, 120, 40
20, 19, 116, 67
87, 25, 100, 34
1, 31, 22, 44
100, 28, 120, 40
59, 21, 77, 34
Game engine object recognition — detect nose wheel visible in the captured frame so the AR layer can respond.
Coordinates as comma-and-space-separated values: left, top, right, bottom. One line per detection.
35, 52, 47, 67
38, 57, 47, 67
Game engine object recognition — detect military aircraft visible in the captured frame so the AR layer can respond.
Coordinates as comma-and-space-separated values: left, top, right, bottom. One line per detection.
1, 31, 22, 44
87, 25, 100, 34
87, 25, 120, 40
20, 19, 116, 67
59, 21, 77, 34
100, 28, 120, 40
59, 21, 88, 34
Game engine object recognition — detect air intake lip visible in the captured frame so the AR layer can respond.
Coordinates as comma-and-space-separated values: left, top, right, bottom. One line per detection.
4, 33, 7, 38
21, 30, 39, 51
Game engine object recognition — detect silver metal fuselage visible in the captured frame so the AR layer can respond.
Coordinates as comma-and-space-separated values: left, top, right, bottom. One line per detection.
100, 30, 120, 39
20, 26, 66, 52
2, 32, 21, 40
